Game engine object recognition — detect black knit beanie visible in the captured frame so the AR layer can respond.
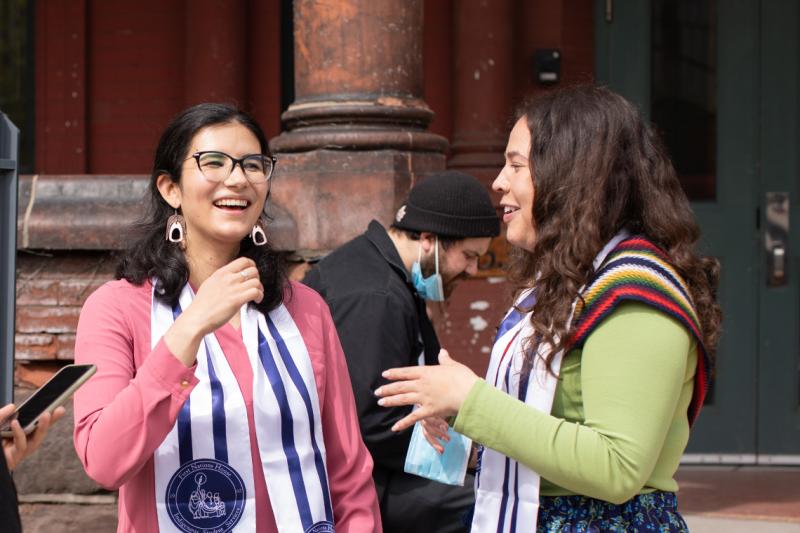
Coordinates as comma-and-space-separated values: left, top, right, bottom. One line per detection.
393, 170, 500, 238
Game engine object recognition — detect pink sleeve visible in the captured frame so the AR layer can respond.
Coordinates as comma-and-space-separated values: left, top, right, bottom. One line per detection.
297, 286, 381, 532
72, 282, 199, 489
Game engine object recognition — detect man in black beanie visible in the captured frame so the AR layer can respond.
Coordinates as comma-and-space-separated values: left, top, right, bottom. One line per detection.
303, 170, 499, 533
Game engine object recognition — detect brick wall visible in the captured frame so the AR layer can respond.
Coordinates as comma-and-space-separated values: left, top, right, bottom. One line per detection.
14, 252, 115, 385
35, 0, 283, 175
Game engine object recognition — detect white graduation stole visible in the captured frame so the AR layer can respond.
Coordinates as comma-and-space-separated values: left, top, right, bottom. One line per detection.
471, 231, 630, 533
151, 283, 335, 533
470, 288, 562, 533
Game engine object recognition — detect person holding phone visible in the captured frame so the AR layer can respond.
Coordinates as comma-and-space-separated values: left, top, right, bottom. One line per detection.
1, 403, 65, 533
376, 86, 721, 532
73, 103, 380, 532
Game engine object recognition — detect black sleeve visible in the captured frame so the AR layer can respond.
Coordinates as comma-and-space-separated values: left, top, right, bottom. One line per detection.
0, 451, 22, 533
325, 290, 419, 472
302, 267, 322, 295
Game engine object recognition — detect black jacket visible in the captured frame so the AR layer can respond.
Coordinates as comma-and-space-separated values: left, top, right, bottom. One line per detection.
304, 221, 472, 532
1, 450, 21, 533
303, 220, 440, 472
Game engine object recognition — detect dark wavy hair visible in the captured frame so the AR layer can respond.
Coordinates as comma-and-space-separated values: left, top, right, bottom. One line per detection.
509, 86, 721, 370
116, 103, 288, 313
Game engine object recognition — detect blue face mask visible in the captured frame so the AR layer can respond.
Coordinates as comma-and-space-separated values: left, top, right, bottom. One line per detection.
404, 420, 472, 486
411, 237, 445, 301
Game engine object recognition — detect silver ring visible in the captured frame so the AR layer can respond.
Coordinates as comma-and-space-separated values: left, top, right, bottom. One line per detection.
239, 270, 248, 280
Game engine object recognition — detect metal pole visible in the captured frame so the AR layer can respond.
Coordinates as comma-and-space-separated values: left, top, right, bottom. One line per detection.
0, 112, 19, 405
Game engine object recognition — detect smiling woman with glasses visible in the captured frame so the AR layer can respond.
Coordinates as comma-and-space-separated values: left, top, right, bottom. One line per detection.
71, 103, 381, 532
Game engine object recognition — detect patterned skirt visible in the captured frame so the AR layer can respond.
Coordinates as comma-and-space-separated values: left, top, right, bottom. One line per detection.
536, 492, 688, 532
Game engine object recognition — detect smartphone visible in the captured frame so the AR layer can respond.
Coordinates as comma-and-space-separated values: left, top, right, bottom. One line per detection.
0, 363, 96, 438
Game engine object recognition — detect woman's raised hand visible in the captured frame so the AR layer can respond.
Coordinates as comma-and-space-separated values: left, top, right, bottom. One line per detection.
375, 349, 480, 433
186, 257, 264, 336
164, 257, 263, 367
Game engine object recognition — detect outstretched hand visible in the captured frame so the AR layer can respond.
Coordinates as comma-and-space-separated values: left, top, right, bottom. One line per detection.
2, 403, 66, 471
375, 349, 479, 433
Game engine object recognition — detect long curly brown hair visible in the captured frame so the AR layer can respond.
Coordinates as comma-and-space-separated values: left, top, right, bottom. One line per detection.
508, 86, 721, 371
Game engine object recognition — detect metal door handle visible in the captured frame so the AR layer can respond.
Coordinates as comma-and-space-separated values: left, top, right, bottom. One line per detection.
771, 245, 786, 283
766, 192, 789, 287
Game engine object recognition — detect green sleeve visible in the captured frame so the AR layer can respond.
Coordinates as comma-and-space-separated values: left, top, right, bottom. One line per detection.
453, 303, 692, 504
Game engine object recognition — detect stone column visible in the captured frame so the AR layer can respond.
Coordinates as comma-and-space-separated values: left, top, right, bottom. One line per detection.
270, 0, 447, 252
448, 0, 514, 178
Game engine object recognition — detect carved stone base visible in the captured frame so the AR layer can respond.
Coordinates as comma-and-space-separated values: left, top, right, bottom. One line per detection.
270, 149, 446, 253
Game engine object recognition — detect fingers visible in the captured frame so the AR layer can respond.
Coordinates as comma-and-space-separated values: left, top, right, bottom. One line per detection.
228, 263, 263, 304
391, 409, 428, 432
50, 406, 66, 424
374, 379, 417, 398
9, 419, 27, 465
226, 256, 257, 273
27, 411, 52, 453
249, 286, 264, 304
235, 266, 259, 282
207, 261, 264, 307
422, 426, 445, 454
244, 278, 264, 301
376, 392, 419, 408
438, 349, 454, 365
421, 417, 450, 441
36, 410, 52, 432
0, 403, 15, 421
421, 418, 449, 454
381, 366, 425, 381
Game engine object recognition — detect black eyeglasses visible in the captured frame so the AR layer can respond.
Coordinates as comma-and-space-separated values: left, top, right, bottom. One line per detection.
189, 151, 277, 184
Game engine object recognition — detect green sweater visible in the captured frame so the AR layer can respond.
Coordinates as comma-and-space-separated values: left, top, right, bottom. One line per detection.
453, 302, 696, 505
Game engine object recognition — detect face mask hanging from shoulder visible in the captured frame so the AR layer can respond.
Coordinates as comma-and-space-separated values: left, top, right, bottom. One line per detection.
411, 236, 445, 302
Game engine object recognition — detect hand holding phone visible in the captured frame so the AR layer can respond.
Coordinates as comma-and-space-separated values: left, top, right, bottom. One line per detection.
1, 404, 65, 471
0, 364, 96, 438
0, 364, 94, 471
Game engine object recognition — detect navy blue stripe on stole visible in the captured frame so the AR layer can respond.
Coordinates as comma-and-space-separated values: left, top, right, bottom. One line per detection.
508, 354, 533, 531
203, 338, 228, 463
171, 303, 228, 464
177, 399, 193, 465
256, 327, 314, 529
494, 292, 536, 343
265, 316, 334, 522
509, 465, 520, 532
496, 361, 514, 533
172, 304, 194, 465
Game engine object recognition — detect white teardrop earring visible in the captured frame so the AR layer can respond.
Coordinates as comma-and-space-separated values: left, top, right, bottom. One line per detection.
251, 216, 268, 246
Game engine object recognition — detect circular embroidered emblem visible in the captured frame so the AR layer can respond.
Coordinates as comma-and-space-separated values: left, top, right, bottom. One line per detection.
395, 204, 407, 223
166, 458, 246, 533
306, 521, 335, 533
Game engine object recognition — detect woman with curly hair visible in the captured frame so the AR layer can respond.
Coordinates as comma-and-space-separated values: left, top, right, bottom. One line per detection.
376, 85, 721, 532
73, 103, 380, 532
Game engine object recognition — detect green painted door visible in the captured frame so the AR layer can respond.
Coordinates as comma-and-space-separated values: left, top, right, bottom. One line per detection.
594, 0, 800, 461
